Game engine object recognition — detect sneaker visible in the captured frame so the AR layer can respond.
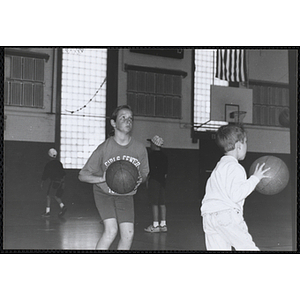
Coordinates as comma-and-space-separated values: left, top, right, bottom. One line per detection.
59, 206, 67, 216
160, 225, 168, 232
144, 225, 160, 233
42, 212, 50, 217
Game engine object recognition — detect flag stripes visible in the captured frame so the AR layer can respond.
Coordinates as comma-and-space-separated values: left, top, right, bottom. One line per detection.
216, 49, 247, 82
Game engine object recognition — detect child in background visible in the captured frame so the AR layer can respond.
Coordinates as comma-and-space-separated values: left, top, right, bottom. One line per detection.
41, 148, 67, 217
200, 124, 270, 251
144, 135, 168, 233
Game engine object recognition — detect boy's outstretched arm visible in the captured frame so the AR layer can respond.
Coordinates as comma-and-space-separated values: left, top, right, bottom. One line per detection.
230, 164, 270, 202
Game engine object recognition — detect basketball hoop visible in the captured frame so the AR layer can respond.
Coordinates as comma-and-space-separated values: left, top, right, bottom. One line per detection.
230, 111, 247, 124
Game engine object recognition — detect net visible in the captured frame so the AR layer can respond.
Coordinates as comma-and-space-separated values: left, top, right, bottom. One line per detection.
231, 111, 247, 124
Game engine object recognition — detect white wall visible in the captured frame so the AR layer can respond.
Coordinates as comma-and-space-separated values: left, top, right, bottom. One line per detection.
248, 50, 289, 83
4, 111, 55, 142
245, 125, 290, 153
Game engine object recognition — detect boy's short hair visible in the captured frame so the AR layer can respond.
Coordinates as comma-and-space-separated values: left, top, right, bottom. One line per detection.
216, 124, 246, 153
110, 105, 133, 122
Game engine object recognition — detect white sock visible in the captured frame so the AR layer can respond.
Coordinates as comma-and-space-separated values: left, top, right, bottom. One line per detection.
153, 221, 159, 227
160, 221, 166, 227
46, 207, 50, 213
60, 203, 64, 208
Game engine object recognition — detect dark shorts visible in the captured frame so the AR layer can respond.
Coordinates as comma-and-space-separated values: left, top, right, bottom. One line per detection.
47, 180, 64, 198
148, 179, 166, 205
93, 187, 134, 224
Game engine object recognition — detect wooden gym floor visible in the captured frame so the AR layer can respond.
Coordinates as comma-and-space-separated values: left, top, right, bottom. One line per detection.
3, 182, 295, 252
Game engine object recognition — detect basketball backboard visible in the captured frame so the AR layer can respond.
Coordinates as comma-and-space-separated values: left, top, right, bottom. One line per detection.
210, 85, 253, 124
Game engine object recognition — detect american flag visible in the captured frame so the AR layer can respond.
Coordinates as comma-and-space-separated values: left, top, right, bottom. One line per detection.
215, 49, 247, 82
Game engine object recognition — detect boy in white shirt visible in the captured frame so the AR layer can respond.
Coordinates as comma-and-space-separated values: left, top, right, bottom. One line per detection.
200, 124, 270, 251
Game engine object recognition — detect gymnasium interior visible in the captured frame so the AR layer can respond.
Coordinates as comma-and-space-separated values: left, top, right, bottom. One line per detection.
3, 48, 297, 252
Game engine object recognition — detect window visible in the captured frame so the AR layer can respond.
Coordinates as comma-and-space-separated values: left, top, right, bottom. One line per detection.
126, 65, 187, 119
249, 81, 289, 126
194, 49, 228, 131
61, 48, 107, 169
4, 49, 48, 108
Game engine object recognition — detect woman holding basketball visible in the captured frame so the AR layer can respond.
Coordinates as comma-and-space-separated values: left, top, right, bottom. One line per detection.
79, 105, 149, 250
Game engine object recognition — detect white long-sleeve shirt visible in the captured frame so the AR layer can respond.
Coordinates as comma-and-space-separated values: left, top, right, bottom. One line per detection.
201, 155, 259, 215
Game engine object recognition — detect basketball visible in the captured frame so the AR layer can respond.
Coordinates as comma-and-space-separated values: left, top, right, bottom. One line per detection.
106, 160, 139, 194
278, 108, 290, 127
249, 156, 289, 195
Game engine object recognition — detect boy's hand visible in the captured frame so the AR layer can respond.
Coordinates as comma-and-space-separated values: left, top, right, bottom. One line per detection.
253, 163, 270, 181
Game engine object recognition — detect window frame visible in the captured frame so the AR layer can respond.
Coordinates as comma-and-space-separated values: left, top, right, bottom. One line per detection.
248, 80, 289, 127
4, 49, 48, 108
125, 64, 187, 119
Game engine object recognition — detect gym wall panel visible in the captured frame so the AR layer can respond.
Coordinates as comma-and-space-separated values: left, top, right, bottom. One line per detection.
4, 142, 201, 204
248, 50, 289, 84
245, 125, 290, 153
4, 141, 292, 205
4, 112, 56, 142
4, 141, 54, 202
